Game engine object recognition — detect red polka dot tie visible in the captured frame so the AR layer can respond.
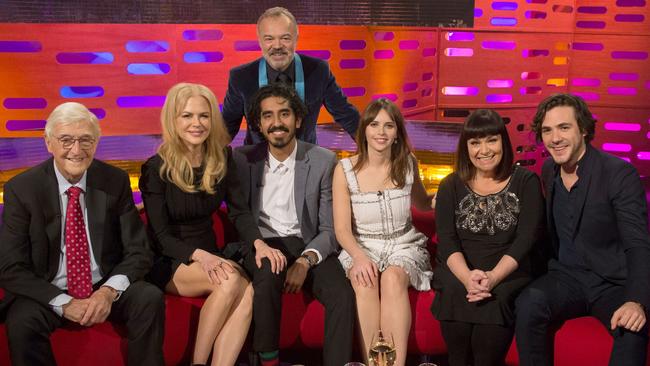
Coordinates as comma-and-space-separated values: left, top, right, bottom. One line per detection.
65, 186, 93, 299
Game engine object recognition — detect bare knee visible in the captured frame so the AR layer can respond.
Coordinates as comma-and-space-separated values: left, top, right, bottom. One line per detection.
351, 279, 380, 300
380, 266, 409, 296
212, 270, 248, 298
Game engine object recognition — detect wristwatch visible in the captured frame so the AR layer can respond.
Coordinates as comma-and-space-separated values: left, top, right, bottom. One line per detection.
300, 253, 317, 268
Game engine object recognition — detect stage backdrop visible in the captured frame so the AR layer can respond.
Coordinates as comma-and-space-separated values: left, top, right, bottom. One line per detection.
1, 0, 649, 205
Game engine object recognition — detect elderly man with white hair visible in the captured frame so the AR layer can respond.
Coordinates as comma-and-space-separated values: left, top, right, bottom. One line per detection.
0, 102, 165, 366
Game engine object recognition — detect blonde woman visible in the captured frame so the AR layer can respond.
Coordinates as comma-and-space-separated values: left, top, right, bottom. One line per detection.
139, 83, 261, 366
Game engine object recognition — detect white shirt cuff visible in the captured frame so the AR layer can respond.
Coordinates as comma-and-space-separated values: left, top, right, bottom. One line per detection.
49, 293, 73, 317
301, 249, 323, 265
102, 275, 130, 301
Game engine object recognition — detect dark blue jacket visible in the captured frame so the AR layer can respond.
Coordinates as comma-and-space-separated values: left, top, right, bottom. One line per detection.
222, 54, 359, 145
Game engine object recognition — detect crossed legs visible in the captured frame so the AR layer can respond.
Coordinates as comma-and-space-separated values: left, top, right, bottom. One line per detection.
167, 260, 253, 366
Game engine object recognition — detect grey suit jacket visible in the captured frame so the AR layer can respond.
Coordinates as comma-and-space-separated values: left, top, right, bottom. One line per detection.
232, 140, 339, 259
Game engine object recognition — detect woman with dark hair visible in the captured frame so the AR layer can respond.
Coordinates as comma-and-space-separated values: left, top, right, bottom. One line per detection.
139, 83, 280, 366
431, 109, 545, 366
333, 98, 434, 366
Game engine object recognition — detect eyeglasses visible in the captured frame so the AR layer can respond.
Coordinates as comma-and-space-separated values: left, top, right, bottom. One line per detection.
56, 136, 96, 150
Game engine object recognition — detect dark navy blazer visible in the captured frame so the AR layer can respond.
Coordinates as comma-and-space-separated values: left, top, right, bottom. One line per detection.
541, 144, 650, 308
222, 54, 359, 145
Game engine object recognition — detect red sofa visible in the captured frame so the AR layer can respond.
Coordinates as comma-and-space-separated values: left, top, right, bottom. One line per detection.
1, 208, 648, 365
0, 208, 441, 365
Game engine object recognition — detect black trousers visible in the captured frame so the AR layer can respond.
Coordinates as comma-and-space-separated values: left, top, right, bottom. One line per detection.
440, 320, 514, 366
5, 281, 165, 366
243, 236, 355, 366
515, 260, 649, 366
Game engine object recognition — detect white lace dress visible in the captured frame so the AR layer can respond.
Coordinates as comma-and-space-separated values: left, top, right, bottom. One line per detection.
337, 158, 433, 291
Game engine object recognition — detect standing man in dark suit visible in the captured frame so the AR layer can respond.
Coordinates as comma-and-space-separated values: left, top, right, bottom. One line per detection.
222, 6, 359, 145
515, 94, 650, 365
0, 102, 165, 366
232, 84, 355, 366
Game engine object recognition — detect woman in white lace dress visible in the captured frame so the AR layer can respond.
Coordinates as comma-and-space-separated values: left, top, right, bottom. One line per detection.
333, 98, 434, 366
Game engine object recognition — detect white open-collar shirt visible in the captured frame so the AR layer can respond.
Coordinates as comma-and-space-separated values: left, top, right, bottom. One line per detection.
258, 142, 302, 239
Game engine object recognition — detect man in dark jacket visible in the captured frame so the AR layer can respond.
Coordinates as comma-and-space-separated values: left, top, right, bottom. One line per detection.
515, 93, 650, 366
0, 102, 164, 366
222, 6, 359, 145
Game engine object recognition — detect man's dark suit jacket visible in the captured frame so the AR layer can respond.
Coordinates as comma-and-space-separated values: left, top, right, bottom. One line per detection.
222, 54, 359, 145
541, 144, 650, 309
0, 158, 152, 310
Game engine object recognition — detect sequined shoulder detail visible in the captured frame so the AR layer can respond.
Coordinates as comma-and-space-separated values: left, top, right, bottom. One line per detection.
340, 158, 360, 194
455, 175, 520, 235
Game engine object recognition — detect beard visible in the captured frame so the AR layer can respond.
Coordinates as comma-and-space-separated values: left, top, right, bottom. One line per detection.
265, 125, 295, 148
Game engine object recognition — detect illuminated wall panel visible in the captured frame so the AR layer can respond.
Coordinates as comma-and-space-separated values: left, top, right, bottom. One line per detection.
0, 24, 439, 137
1, 0, 649, 198
438, 31, 571, 108
591, 107, 650, 176
569, 34, 650, 107
473, 0, 576, 32
574, 0, 650, 35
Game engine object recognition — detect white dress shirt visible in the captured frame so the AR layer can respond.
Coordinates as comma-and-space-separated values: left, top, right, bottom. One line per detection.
259, 143, 302, 238
49, 161, 129, 316
258, 143, 323, 263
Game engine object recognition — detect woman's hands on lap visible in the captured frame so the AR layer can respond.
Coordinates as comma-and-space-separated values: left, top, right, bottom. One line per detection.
191, 249, 235, 285
465, 269, 491, 302
350, 253, 378, 288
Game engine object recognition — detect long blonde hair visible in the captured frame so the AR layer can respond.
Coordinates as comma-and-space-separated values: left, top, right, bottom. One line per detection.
157, 83, 229, 194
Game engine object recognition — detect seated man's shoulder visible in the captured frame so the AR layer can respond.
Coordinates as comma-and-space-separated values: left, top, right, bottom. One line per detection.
4, 160, 63, 197
7, 159, 50, 185
91, 159, 129, 178
589, 147, 639, 182
232, 143, 268, 166
233, 143, 258, 156
598, 148, 633, 169
87, 159, 130, 190
303, 142, 335, 160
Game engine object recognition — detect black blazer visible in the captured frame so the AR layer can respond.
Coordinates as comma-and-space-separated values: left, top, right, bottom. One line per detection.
542, 145, 650, 308
222, 54, 359, 145
0, 158, 152, 308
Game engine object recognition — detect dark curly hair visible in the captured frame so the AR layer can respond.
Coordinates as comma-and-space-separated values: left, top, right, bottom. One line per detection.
531, 93, 596, 143
247, 83, 308, 134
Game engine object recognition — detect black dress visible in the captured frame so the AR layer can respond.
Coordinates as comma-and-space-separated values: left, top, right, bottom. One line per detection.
139, 148, 261, 289
431, 167, 545, 326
